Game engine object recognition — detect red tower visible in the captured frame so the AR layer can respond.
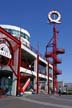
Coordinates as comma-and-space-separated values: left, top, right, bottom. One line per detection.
45, 10, 65, 94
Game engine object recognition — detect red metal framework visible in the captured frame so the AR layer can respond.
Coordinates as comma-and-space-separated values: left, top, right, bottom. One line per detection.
37, 54, 39, 94
45, 24, 65, 94
0, 27, 21, 95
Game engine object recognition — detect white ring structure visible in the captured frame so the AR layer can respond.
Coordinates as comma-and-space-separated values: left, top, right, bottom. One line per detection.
48, 10, 61, 24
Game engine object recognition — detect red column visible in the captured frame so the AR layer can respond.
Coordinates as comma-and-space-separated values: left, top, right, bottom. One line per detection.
16, 45, 21, 95
48, 62, 49, 94
37, 54, 39, 94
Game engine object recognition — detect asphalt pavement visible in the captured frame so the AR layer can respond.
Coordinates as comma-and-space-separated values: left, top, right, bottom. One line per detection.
0, 94, 72, 108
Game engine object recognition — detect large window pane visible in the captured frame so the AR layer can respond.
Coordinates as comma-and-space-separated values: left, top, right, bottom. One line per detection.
12, 30, 20, 37
20, 32, 29, 41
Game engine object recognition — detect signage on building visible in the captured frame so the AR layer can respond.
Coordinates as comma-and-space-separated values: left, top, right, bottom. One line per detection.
48, 10, 61, 24
0, 43, 12, 59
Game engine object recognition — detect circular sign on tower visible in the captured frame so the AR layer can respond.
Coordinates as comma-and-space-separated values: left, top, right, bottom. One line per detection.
48, 10, 61, 24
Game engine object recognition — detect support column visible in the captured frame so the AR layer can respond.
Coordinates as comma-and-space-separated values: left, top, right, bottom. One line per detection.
34, 58, 37, 92
11, 48, 20, 96
37, 54, 39, 94
48, 62, 50, 94
45, 64, 48, 93
11, 74, 17, 96
34, 55, 39, 94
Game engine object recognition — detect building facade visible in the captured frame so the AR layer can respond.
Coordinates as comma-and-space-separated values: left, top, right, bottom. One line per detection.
0, 25, 53, 96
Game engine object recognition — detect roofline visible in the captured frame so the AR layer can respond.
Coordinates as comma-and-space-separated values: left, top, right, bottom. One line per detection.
0, 24, 30, 37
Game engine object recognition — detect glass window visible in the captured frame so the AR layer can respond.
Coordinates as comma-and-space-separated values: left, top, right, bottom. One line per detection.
5, 29, 12, 34
5, 28, 9, 32
39, 65, 46, 74
5, 28, 30, 41
12, 30, 20, 37
5, 28, 20, 37
20, 32, 30, 41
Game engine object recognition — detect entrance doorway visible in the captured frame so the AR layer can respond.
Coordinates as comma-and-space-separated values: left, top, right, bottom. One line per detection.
0, 70, 13, 95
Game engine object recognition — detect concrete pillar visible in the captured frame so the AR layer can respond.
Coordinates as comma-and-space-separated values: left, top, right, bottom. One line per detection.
34, 77, 37, 91
34, 58, 37, 91
11, 73, 17, 96
11, 49, 19, 96
45, 64, 48, 92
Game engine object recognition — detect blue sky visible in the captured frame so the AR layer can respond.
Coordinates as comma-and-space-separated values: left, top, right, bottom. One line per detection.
0, 0, 72, 83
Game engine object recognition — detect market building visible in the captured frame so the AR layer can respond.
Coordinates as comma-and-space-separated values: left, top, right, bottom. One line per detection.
0, 25, 53, 96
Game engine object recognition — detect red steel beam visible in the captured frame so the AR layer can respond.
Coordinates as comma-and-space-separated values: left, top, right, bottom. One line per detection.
37, 54, 39, 94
